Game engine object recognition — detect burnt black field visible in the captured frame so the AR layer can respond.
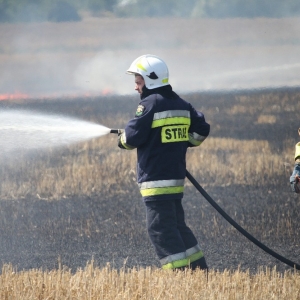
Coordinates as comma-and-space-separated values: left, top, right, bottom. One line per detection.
0, 87, 299, 274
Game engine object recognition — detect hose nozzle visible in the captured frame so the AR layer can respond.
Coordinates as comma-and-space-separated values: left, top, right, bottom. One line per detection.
110, 129, 123, 134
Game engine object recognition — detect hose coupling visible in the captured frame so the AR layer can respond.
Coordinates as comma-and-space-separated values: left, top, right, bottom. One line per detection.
110, 129, 123, 134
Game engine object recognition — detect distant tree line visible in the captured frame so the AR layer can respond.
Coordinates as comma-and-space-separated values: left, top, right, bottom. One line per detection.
0, 0, 299, 23
0, 0, 118, 22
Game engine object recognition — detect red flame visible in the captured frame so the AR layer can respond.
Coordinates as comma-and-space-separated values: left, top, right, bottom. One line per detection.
0, 92, 30, 101
101, 88, 112, 96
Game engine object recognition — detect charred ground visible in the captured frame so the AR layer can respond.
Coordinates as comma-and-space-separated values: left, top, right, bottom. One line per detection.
0, 87, 299, 273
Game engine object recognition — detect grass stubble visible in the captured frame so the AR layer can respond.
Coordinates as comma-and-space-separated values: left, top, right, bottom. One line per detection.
0, 262, 299, 299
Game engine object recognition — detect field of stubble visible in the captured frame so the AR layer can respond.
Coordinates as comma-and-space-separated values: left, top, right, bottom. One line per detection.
0, 87, 299, 274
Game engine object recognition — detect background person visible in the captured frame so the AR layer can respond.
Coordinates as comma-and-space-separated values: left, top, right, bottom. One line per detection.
118, 54, 210, 270
290, 128, 300, 194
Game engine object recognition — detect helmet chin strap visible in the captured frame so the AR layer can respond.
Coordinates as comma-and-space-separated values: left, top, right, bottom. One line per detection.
140, 85, 150, 99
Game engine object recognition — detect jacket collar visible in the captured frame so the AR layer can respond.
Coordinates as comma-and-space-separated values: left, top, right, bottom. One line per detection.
141, 85, 179, 100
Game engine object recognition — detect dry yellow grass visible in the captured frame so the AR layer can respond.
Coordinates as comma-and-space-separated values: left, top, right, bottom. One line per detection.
0, 132, 293, 200
0, 262, 299, 299
256, 114, 277, 124
188, 136, 295, 186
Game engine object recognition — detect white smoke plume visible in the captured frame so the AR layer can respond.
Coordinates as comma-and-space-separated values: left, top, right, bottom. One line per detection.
0, 17, 300, 98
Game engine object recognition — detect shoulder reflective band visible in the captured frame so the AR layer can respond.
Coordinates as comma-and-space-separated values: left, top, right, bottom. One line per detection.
162, 125, 189, 143
188, 132, 207, 146
152, 110, 190, 128
295, 142, 300, 160
138, 179, 184, 197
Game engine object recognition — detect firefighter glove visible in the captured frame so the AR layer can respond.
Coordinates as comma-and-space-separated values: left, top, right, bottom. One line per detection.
292, 174, 300, 194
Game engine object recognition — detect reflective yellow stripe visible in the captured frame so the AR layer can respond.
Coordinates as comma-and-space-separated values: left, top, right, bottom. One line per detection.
295, 142, 300, 160
152, 117, 190, 128
139, 179, 184, 189
153, 110, 190, 120
162, 251, 204, 269
162, 258, 189, 269
190, 132, 207, 142
160, 251, 186, 265
162, 78, 168, 84
187, 250, 204, 263
140, 186, 184, 197
188, 133, 202, 146
188, 132, 207, 146
139, 179, 184, 196
120, 133, 135, 150
160, 245, 204, 270
136, 59, 147, 72
186, 244, 201, 256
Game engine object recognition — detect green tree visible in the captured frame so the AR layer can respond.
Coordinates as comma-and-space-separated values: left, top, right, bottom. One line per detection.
87, 0, 118, 12
0, 0, 52, 22
115, 0, 197, 17
0, 0, 117, 22
1, 0, 300, 22
191, 0, 300, 18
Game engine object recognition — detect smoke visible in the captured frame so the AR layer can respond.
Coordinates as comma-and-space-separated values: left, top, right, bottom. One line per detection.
74, 51, 130, 95
1, 17, 300, 98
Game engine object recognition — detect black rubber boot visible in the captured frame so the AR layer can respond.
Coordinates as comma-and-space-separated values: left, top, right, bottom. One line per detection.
190, 257, 208, 271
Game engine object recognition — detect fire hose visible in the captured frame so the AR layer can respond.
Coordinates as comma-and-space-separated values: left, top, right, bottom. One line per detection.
186, 170, 300, 271
110, 129, 300, 270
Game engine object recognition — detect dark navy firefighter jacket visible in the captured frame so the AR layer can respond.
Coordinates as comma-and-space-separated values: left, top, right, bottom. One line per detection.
119, 85, 210, 201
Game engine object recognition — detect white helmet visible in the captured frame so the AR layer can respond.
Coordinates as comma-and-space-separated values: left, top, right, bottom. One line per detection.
126, 54, 169, 89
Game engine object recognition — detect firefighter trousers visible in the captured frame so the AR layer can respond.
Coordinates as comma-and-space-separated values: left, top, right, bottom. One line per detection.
145, 198, 208, 270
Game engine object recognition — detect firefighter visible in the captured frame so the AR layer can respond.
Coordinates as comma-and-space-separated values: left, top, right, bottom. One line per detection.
290, 128, 300, 194
118, 54, 210, 271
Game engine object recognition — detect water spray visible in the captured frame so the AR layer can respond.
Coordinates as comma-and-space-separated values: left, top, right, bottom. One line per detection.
0, 110, 121, 153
